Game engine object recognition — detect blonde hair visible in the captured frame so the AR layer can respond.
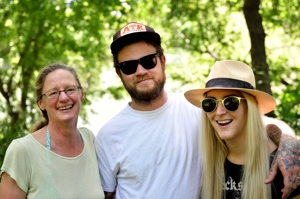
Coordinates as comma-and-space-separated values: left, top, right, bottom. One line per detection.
199, 92, 271, 199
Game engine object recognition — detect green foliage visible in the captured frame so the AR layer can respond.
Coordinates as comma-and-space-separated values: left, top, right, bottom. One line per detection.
0, 0, 122, 160
277, 83, 300, 133
0, 113, 27, 166
261, 0, 300, 38
269, 58, 300, 134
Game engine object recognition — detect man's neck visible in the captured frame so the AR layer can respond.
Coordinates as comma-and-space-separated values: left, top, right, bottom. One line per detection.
130, 90, 168, 111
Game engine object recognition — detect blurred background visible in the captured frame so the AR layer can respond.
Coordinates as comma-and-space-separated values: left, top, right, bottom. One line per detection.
0, 0, 299, 165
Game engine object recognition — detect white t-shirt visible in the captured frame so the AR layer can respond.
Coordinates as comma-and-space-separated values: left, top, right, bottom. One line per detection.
95, 93, 202, 199
1, 127, 104, 199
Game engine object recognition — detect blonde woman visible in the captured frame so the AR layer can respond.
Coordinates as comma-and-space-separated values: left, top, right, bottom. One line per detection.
185, 60, 300, 199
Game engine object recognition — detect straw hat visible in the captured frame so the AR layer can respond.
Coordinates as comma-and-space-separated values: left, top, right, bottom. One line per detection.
184, 60, 276, 114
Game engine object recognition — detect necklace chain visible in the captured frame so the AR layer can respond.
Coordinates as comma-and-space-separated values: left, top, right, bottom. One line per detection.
46, 127, 51, 150
46, 126, 83, 151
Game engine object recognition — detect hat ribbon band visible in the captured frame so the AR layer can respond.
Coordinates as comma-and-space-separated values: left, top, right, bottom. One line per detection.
205, 78, 255, 89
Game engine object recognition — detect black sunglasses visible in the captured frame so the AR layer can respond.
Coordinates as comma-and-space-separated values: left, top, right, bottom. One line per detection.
201, 96, 246, 113
117, 53, 160, 75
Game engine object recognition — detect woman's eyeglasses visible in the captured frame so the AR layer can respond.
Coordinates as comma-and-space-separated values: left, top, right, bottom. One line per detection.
42, 86, 81, 99
117, 53, 160, 75
201, 96, 246, 113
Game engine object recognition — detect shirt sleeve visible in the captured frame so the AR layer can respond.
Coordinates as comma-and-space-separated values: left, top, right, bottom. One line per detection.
1, 140, 31, 193
95, 130, 118, 192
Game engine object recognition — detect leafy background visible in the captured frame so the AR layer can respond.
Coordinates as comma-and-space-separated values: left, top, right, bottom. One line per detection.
0, 0, 299, 165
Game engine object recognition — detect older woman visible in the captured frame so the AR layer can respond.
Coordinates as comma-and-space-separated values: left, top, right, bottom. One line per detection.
0, 63, 104, 198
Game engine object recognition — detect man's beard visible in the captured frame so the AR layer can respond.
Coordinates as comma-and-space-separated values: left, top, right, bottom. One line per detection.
121, 73, 166, 106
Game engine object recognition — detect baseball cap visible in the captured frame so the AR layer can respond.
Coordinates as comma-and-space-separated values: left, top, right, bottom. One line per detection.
110, 22, 161, 55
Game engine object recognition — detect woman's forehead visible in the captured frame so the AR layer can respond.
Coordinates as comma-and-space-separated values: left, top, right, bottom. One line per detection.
43, 70, 77, 90
206, 89, 242, 97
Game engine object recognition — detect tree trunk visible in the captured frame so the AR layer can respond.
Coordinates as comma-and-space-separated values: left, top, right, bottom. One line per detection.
243, 0, 275, 117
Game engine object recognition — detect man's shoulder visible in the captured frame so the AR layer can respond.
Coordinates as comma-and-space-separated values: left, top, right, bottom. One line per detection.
168, 92, 201, 111
96, 107, 129, 137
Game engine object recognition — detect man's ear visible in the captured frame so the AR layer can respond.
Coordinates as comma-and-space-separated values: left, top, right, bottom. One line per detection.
116, 68, 121, 77
161, 55, 166, 70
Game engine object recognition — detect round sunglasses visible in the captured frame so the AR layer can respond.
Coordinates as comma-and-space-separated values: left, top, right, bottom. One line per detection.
117, 53, 160, 75
201, 96, 246, 113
